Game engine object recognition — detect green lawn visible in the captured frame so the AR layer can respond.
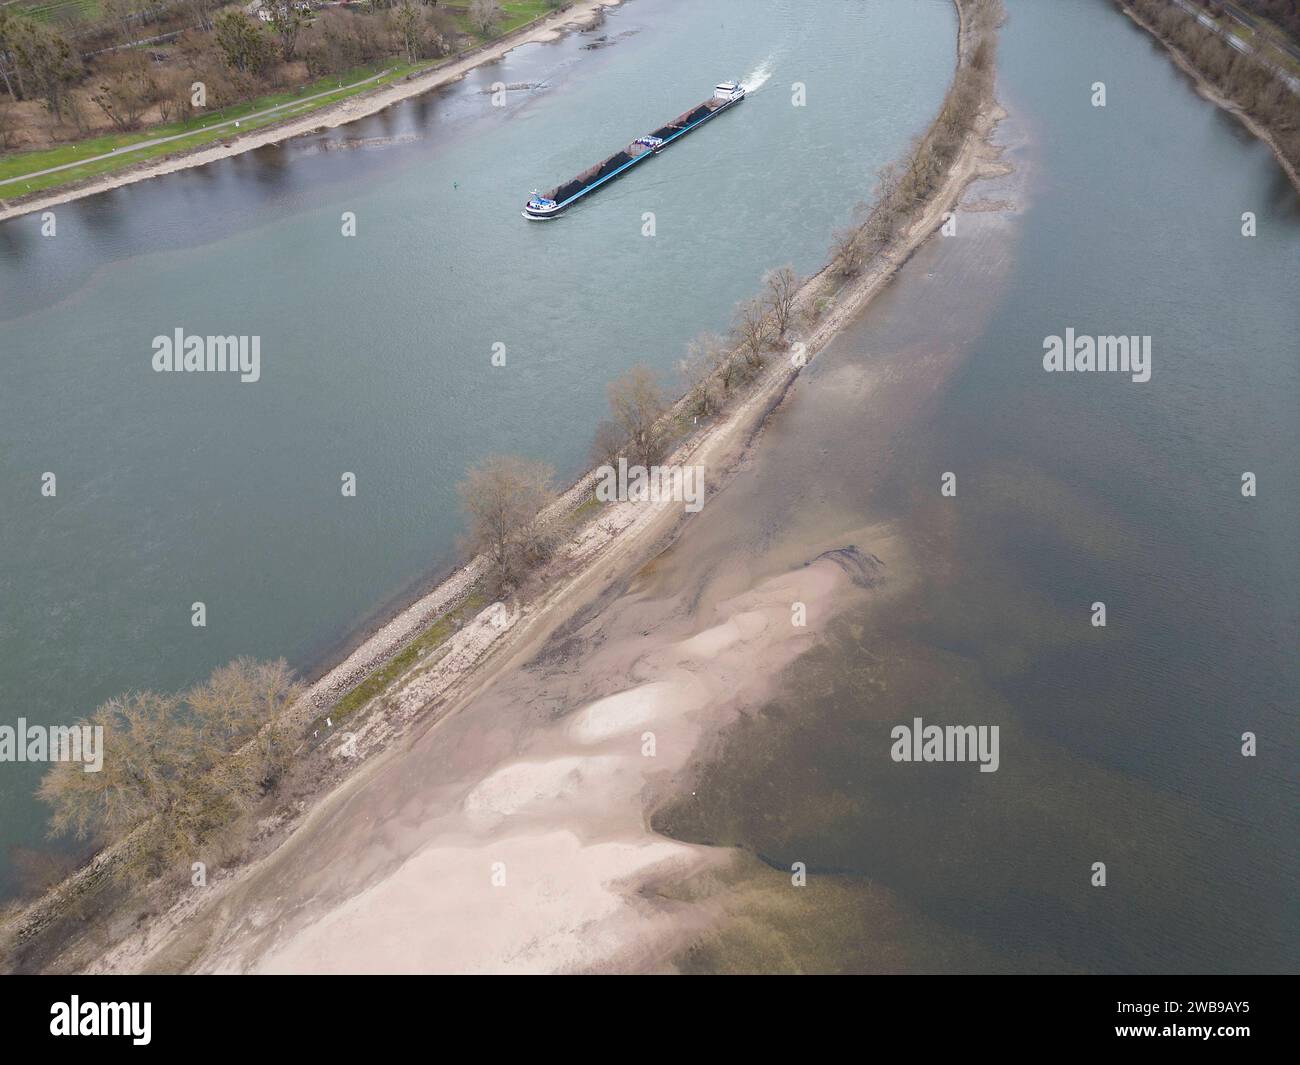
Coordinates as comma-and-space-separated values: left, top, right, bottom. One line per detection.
445, 1, 555, 39
9, 0, 103, 24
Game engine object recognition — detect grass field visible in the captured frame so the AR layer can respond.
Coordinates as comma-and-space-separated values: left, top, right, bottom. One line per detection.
7, 0, 103, 24
446, 1, 555, 38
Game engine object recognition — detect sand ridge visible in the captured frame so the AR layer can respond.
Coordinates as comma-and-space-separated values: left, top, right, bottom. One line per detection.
223, 552, 873, 974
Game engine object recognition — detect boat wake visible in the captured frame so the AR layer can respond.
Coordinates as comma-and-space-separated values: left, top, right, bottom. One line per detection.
741, 55, 776, 93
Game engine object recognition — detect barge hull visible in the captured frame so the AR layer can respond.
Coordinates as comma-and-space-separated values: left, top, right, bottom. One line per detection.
525, 89, 744, 219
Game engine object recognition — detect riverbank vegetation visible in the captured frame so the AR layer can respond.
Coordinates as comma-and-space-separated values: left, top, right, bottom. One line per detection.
598, 0, 1005, 467
0, 0, 567, 192
34, 658, 301, 888
833, 0, 999, 277
458, 454, 556, 592
1119, 0, 1300, 177
319, 588, 487, 729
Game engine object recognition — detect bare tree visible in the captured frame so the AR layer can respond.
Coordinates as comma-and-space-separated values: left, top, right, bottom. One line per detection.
185, 0, 222, 33
458, 454, 554, 589
13, 21, 79, 121
63, 86, 90, 135
38, 658, 302, 885
607, 364, 668, 468
185, 657, 301, 787
393, 0, 423, 64
91, 52, 158, 132
264, 0, 307, 62
713, 343, 742, 398
154, 68, 192, 124
0, 101, 18, 150
39, 691, 187, 847
680, 332, 724, 418
589, 418, 627, 472
102, 0, 142, 48
874, 159, 902, 205
731, 296, 772, 370
0, 8, 30, 102
214, 10, 272, 76
762, 265, 800, 343
468, 0, 503, 36
830, 224, 866, 277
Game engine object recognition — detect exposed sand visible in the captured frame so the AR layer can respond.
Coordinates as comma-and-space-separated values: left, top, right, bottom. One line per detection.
230, 555, 867, 975
0, 0, 623, 224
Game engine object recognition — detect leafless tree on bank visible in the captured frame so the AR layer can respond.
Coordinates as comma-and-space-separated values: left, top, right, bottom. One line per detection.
589, 418, 627, 474
607, 365, 670, 468
38, 658, 302, 885
681, 332, 725, 418
731, 296, 773, 370
458, 454, 555, 589
762, 265, 800, 343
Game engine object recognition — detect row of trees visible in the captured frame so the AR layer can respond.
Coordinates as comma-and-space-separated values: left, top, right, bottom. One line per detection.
830, 0, 1000, 280
1125, 0, 1300, 173
675, 265, 800, 421
29, 250, 881, 895
0, 8, 82, 122
0, 1, 516, 145
38, 658, 302, 885
0, 0, 226, 115
0, 6, 294, 136
461, 265, 803, 592
29, 255, 803, 894
455, 358, 675, 594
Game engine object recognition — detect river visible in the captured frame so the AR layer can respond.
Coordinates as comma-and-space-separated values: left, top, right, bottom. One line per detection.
3, 0, 1295, 973
0, 1, 957, 898
651, 0, 1299, 972
147, 0, 1298, 976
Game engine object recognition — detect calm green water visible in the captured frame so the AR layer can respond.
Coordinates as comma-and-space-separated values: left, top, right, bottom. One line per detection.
654, 0, 1298, 972
0, 1, 957, 896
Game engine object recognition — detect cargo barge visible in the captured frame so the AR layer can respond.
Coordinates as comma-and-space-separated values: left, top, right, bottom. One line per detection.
523, 80, 746, 220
